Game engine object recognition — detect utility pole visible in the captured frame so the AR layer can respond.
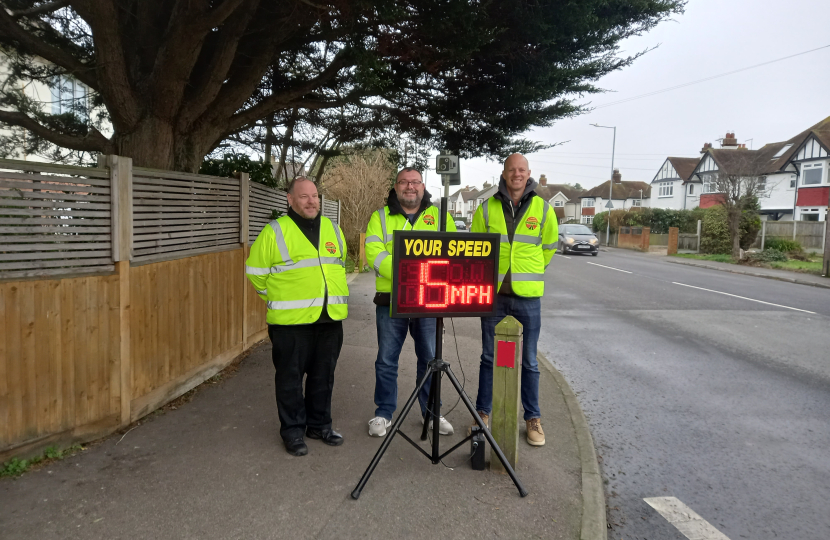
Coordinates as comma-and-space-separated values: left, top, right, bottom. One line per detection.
591, 124, 616, 246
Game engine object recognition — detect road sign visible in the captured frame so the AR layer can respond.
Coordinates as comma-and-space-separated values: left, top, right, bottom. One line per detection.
605, 200, 614, 209
436, 155, 459, 175
391, 231, 500, 318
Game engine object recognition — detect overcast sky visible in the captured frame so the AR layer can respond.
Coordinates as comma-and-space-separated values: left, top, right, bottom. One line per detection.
424, 0, 830, 196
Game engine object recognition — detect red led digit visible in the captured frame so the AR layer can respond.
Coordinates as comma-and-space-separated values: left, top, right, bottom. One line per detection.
424, 260, 449, 308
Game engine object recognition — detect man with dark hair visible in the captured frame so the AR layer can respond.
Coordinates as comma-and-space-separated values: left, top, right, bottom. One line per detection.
364, 168, 457, 437
246, 177, 349, 456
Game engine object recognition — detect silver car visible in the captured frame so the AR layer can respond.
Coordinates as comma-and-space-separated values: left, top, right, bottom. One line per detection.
558, 224, 599, 256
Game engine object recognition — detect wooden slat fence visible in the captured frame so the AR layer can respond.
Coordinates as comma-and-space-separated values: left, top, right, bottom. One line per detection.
132, 167, 241, 263
0, 156, 338, 461
0, 159, 114, 280
752, 220, 826, 252
248, 182, 288, 243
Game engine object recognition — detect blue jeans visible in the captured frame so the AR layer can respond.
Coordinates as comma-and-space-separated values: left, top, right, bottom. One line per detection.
374, 305, 437, 420
476, 295, 542, 420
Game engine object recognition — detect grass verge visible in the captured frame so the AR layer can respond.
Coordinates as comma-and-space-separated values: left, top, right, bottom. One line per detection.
672, 253, 824, 275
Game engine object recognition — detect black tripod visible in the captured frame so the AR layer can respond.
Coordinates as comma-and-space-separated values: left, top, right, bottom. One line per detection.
350, 316, 528, 499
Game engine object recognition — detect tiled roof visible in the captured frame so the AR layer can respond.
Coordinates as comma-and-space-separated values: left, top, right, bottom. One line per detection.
581, 180, 651, 199
666, 157, 699, 182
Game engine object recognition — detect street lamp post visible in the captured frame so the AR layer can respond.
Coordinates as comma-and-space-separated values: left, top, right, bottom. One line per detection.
591, 123, 616, 246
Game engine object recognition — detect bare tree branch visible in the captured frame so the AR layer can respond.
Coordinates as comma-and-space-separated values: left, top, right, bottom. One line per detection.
0, 109, 113, 153
223, 48, 352, 135
0, 5, 96, 87
9, 0, 70, 18
72, 0, 141, 129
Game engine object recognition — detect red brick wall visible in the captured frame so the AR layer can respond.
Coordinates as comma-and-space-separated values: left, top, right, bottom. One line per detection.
700, 193, 726, 209
796, 186, 830, 207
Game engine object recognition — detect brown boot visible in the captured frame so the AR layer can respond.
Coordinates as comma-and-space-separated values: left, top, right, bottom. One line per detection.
526, 418, 545, 446
468, 411, 490, 436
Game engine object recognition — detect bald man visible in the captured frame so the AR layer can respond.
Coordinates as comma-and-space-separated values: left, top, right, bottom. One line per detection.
469, 154, 558, 446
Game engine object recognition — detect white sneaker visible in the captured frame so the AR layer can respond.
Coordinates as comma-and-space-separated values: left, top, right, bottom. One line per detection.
368, 416, 392, 437
421, 415, 454, 435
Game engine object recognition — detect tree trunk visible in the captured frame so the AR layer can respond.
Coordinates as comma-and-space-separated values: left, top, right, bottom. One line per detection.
112, 116, 219, 173
729, 208, 742, 259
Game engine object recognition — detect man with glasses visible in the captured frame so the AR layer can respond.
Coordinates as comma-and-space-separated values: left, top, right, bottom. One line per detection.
364, 168, 457, 437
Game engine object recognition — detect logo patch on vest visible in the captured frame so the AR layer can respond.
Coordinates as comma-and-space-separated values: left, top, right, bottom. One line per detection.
325, 241, 337, 254
525, 216, 539, 230
423, 215, 435, 226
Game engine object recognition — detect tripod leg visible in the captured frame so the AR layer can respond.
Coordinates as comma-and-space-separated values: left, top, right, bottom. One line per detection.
443, 366, 529, 497
352, 364, 435, 499
430, 369, 442, 461
420, 369, 437, 441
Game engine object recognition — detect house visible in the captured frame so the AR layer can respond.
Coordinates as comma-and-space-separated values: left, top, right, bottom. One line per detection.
448, 186, 479, 220
648, 118, 830, 222
534, 175, 584, 223
578, 170, 651, 225
649, 157, 699, 210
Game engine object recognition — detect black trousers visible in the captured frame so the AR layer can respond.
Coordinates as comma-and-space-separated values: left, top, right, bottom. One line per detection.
268, 321, 344, 441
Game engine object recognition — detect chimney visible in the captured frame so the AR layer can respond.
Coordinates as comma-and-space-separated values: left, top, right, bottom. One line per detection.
539, 174, 548, 186
612, 169, 622, 184
700, 142, 712, 154
721, 132, 738, 149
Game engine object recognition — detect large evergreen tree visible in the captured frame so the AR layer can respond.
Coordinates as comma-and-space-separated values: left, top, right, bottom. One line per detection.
0, 0, 684, 171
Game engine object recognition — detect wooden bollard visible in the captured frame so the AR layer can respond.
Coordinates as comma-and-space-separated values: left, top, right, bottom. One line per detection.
491, 315, 522, 474
358, 232, 366, 273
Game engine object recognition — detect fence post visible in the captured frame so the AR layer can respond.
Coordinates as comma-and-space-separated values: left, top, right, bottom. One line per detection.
696, 220, 702, 253
793, 220, 797, 242
761, 221, 766, 250
491, 316, 522, 474
641, 227, 650, 252
667, 227, 678, 255
321, 193, 326, 220
823, 218, 829, 277
105, 155, 133, 427
238, 173, 250, 349
358, 233, 366, 273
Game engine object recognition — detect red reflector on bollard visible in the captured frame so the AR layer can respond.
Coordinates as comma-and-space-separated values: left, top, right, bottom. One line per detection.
496, 340, 516, 368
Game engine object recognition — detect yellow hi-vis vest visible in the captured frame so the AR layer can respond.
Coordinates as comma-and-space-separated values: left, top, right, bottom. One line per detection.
470, 196, 557, 297
365, 205, 457, 293
245, 215, 349, 325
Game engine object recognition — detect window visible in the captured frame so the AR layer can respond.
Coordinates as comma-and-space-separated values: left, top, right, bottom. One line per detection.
583, 199, 595, 207
632, 199, 641, 207
756, 176, 767, 194
658, 181, 673, 197
801, 209, 819, 221
802, 163, 823, 185
582, 216, 593, 225
703, 175, 718, 193
772, 144, 793, 159
688, 184, 695, 195
50, 76, 88, 121
554, 200, 563, 207
790, 175, 796, 188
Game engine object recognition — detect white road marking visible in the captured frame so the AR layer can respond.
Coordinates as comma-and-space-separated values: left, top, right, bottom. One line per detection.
644, 497, 731, 540
586, 261, 632, 274
672, 282, 816, 314
558, 254, 571, 259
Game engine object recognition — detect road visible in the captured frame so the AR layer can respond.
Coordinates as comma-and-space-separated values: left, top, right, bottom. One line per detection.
538, 248, 830, 540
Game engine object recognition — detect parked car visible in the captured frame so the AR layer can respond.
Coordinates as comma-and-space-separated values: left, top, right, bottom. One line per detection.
454, 220, 468, 231
558, 224, 599, 256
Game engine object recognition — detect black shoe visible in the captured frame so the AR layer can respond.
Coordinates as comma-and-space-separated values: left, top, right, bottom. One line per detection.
284, 437, 308, 456
306, 427, 344, 446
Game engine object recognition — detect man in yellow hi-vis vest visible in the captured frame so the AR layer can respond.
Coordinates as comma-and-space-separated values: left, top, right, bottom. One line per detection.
470, 154, 557, 447
246, 177, 349, 456
364, 168, 456, 437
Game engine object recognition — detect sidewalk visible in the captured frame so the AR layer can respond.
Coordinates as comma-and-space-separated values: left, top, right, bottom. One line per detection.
0, 273, 604, 540
666, 256, 830, 289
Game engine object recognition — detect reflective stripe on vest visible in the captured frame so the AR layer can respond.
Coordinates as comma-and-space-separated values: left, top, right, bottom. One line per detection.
268, 295, 348, 310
